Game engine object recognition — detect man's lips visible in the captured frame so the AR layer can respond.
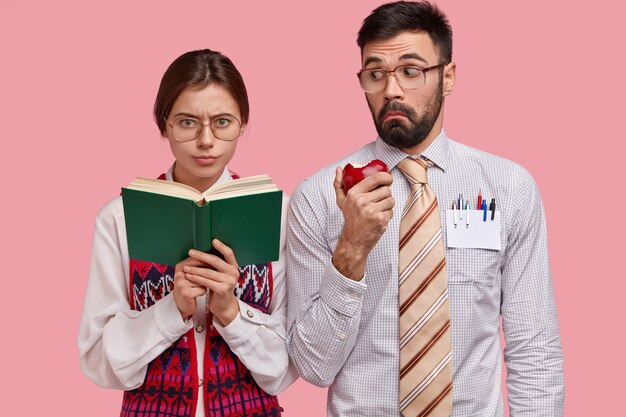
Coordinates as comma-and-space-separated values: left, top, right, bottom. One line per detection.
383, 110, 407, 121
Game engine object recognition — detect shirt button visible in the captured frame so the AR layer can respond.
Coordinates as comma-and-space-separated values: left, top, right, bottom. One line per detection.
349, 291, 360, 300
195, 324, 205, 333
246, 310, 254, 318
338, 332, 347, 341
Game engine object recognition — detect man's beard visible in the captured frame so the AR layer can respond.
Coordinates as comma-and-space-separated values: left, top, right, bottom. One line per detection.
369, 81, 444, 150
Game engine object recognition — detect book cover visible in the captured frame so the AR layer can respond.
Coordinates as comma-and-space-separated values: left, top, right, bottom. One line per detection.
122, 183, 282, 266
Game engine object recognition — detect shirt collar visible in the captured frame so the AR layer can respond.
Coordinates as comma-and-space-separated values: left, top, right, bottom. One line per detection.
374, 129, 450, 172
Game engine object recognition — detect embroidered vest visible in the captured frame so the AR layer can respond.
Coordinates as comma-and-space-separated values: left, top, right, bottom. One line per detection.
120, 173, 282, 417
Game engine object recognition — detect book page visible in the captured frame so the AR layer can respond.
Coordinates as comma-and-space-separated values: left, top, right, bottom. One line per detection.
204, 184, 278, 202
125, 174, 277, 203
126, 177, 203, 202
202, 174, 274, 196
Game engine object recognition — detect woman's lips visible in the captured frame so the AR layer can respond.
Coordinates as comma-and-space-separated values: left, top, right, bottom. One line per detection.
193, 155, 218, 166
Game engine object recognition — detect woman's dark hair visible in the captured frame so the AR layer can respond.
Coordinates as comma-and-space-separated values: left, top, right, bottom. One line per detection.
154, 49, 249, 135
357, 1, 453, 64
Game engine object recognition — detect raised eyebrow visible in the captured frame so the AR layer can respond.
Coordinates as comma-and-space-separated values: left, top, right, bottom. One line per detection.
362, 53, 427, 68
362, 56, 384, 68
398, 53, 428, 64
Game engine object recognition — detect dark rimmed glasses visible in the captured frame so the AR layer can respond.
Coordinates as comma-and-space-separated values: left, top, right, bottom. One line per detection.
165, 114, 243, 142
357, 63, 447, 93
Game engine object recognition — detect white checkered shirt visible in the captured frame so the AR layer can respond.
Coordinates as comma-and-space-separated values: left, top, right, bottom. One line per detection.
286, 131, 564, 416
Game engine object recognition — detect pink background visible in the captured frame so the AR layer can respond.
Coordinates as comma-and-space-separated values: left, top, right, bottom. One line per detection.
1, 0, 624, 415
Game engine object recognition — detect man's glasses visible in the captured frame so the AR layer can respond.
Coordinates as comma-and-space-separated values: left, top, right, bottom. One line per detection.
357, 63, 447, 93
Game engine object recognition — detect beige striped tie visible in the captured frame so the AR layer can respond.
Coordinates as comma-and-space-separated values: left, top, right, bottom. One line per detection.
397, 157, 452, 417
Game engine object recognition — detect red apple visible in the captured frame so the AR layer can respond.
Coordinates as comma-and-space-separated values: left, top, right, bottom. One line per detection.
342, 159, 389, 192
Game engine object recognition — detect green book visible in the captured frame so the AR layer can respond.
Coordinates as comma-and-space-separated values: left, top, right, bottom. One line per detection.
122, 175, 282, 266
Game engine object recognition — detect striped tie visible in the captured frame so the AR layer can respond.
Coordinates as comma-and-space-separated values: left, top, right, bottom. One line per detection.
397, 158, 452, 417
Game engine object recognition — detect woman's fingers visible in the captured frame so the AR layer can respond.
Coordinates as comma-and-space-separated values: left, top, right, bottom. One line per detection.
182, 264, 234, 282
187, 244, 238, 270
212, 239, 238, 267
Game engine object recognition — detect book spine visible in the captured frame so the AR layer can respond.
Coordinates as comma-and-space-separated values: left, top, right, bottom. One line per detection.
194, 203, 213, 253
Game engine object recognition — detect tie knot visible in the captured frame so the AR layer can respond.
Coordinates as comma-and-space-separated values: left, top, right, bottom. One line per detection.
397, 158, 429, 185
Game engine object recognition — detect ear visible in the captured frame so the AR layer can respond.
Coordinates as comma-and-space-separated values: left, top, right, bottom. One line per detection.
442, 62, 456, 97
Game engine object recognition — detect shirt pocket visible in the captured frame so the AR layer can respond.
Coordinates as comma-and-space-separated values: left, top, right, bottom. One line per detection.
445, 247, 502, 287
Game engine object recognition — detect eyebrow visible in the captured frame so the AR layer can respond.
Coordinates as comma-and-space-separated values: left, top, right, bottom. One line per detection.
362, 52, 428, 68
171, 112, 201, 119
171, 111, 237, 120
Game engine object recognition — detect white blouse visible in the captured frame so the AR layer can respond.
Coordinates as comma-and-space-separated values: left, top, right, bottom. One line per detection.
78, 166, 297, 416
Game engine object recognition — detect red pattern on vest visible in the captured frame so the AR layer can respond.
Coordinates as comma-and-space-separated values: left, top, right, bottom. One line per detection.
120, 172, 282, 417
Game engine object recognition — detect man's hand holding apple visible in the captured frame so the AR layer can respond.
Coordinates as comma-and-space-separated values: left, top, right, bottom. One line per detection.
332, 160, 394, 281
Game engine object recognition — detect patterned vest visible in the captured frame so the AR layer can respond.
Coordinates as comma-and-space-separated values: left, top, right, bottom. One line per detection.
120, 173, 283, 417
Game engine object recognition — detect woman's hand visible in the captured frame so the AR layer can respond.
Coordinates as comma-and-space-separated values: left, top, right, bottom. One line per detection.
183, 239, 241, 326
173, 257, 209, 320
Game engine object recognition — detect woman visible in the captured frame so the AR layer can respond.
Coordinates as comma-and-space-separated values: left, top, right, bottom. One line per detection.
79, 49, 296, 417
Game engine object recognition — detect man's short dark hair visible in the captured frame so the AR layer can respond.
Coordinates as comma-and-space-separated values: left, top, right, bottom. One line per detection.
357, 1, 453, 63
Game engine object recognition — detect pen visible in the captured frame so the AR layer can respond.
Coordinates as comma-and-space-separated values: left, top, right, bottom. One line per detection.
482, 199, 488, 222
452, 201, 458, 228
465, 202, 470, 228
459, 194, 464, 219
477, 189, 482, 210
490, 198, 496, 221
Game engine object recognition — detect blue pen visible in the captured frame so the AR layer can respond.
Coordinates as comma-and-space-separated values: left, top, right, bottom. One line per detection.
481, 199, 488, 221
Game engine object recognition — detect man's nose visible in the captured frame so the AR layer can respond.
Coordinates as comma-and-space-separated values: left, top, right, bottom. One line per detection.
383, 72, 405, 101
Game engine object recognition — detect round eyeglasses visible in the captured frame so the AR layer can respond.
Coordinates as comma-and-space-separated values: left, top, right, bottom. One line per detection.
165, 114, 243, 142
357, 63, 447, 93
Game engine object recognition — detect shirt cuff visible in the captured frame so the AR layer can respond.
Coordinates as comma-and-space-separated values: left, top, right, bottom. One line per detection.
319, 262, 367, 317
153, 293, 193, 341
213, 299, 263, 346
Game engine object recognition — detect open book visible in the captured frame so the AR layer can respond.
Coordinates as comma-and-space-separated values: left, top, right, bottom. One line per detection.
125, 174, 278, 204
122, 175, 283, 266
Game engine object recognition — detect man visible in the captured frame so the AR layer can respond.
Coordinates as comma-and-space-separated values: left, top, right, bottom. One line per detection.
286, 1, 564, 416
